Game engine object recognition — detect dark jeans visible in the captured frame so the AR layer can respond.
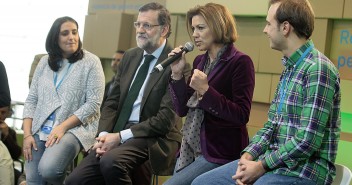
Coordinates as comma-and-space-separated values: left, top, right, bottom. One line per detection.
65, 138, 151, 185
14, 168, 21, 185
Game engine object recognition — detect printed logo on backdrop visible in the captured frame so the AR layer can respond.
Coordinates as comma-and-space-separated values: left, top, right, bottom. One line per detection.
88, 0, 166, 14
331, 20, 352, 80
338, 30, 352, 74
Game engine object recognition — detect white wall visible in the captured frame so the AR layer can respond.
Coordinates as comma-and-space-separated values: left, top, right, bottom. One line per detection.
0, 0, 88, 102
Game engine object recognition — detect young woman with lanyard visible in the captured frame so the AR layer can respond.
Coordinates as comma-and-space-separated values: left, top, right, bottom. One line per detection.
22, 16, 105, 185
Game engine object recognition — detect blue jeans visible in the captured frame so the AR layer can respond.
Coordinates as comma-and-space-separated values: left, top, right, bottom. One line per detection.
25, 132, 81, 185
192, 160, 317, 185
163, 155, 221, 185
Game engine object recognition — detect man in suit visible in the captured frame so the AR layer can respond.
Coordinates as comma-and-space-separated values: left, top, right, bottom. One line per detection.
103, 50, 125, 104
66, 2, 190, 185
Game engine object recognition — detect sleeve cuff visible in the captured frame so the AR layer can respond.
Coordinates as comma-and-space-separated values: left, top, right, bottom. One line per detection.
98, 131, 108, 137
261, 159, 271, 171
120, 129, 133, 143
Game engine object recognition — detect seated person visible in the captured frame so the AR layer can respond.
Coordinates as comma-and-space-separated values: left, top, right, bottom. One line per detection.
164, 3, 254, 185
103, 50, 125, 104
192, 0, 341, 184
0, 139, 14, 185
0, 61, 24, 185
0, 105, 23, 185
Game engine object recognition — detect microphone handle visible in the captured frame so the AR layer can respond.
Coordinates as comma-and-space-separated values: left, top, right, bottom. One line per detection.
153, 48, 186, 72
152, 64, 164, 73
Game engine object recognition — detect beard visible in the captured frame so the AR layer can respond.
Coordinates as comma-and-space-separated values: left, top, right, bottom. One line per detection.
136, 31, 162, 52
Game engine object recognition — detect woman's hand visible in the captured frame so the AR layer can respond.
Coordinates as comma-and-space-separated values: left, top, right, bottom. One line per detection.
45, 124, 67, 147
169, 45, 187, 79
190, 69, 209, 96
23, 135, 37, 162
44, 115, 81, 147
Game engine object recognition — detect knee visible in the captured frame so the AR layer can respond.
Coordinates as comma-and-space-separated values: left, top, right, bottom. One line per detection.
191, 176, 203, 185
38, 163, 65, 182
65, 173, 81, 185
100, 153, 127, 176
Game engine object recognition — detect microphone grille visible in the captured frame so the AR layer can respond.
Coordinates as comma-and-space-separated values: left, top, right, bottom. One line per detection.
184, 42, 194, 52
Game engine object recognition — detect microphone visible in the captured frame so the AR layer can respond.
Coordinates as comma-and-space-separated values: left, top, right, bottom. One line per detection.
152, 42, 194, 73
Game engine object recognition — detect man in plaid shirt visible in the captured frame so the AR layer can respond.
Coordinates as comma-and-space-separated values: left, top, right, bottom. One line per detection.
191, 0, 341, 184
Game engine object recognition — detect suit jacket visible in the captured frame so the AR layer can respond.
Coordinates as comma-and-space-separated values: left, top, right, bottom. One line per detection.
23, 50, 105, 151
102, 76, 114, 105
98, 40, 183, 175
170, 44, 255, 164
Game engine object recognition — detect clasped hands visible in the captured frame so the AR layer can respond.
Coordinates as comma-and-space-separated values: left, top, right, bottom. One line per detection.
232, 154, 266, 185
92, 132, 121, 158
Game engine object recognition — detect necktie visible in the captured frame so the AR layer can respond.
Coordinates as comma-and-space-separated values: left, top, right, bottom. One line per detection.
113, 54, 155, 132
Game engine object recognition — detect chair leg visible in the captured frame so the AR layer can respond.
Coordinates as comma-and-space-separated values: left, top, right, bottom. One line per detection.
151, 174, 159, 185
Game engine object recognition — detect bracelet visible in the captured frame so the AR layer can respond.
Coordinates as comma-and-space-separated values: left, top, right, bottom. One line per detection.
23, 134, 33, 140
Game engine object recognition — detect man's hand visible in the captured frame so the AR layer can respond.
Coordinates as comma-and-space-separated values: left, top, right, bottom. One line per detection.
93, 133, 120, 157
231, 152, 257, 185
233, 158, 266, 184
233, 161, 246, 185
241, 152, 254, 161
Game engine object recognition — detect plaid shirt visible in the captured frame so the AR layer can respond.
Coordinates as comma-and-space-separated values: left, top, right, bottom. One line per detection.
244, 40, 341, 185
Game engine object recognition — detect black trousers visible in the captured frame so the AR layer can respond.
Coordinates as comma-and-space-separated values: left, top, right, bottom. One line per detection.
65, 137, 151, 185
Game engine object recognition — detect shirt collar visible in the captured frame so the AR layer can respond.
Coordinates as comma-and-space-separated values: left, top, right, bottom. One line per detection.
282, 40, 314, 68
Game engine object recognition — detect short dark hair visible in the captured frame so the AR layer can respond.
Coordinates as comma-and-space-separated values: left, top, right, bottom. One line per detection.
269, 0, 315, 39
116, 50, 125, 54
45, 16, 83, 72
139, 2, 171, 38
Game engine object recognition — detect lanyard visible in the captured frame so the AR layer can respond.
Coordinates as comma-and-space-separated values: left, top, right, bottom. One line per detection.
276, 44, 314, 115
54, 63, 72, 90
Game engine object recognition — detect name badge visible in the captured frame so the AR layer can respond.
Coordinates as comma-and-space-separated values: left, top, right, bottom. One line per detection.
41, 113, 55, 134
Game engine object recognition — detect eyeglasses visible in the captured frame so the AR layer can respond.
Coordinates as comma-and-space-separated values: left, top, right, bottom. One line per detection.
133, 22, 162, 30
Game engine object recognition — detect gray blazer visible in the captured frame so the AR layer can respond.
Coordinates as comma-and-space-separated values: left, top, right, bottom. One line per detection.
23, 50, 105, 150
